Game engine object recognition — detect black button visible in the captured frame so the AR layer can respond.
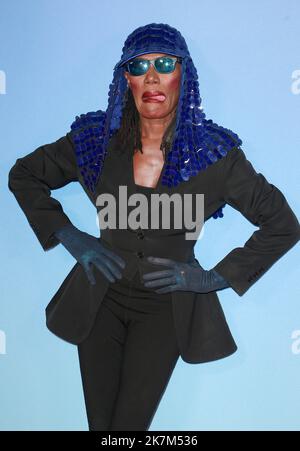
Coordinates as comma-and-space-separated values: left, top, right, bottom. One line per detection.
137, 251, 144, 259
137, 231, 144, 239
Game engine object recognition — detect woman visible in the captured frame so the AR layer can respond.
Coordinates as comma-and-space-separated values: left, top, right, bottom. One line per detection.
8, 23, 300, 431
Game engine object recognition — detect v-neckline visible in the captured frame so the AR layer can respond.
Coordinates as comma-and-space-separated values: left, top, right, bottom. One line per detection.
130, 151, 166, 191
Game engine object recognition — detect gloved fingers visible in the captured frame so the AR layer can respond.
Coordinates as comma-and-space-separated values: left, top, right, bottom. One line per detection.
154, 284, 180, 294
147, 256, 177, 267
142, 269, 174, 281
96, 255, 123, 280
83, 262, 97, 285
144, 275, 177, 288
89, 258, 117, 283
100, 246, 126, 269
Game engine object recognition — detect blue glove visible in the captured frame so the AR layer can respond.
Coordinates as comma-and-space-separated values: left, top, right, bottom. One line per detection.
54, 223, 126, 285
142, 256, 230, 294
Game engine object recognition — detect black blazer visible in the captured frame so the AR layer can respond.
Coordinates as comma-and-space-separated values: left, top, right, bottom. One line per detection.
8, 127, 300, 364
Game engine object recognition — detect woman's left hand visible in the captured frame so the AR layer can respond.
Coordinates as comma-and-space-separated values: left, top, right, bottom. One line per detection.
142, 256, 229, 294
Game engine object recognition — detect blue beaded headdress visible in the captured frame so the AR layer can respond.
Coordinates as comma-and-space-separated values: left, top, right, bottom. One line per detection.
70, 23, 243, 219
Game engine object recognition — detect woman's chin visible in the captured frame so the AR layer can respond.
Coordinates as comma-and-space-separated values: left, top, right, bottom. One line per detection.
139, 107, 170, 119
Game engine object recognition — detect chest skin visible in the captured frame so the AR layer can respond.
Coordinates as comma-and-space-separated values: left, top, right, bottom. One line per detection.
132, 140, 165, 189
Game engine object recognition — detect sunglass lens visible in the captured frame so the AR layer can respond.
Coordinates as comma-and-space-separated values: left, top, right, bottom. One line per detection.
128, 59, 149, 76
155, 57, 176, 73
127, 57, 176, 75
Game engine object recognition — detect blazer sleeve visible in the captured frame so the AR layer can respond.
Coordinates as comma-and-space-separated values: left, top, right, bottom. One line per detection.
8, 132, 79, 252
213, 147, 300, 297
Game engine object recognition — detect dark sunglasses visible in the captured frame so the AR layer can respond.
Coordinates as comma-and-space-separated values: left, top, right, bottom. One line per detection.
124, 56, 182, 76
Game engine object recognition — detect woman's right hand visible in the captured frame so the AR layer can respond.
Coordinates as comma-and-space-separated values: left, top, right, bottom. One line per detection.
54, 223, 126, 285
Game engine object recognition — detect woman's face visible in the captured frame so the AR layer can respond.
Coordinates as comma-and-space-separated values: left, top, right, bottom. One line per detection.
124, 53, 181, 120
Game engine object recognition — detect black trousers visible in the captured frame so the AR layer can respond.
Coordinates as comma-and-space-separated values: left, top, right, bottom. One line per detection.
77, 269, 180, 431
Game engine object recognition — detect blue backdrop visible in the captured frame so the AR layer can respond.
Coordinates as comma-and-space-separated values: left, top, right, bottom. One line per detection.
1, 0, 299, 431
